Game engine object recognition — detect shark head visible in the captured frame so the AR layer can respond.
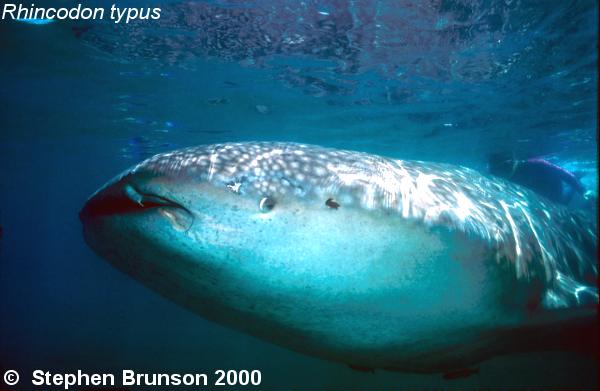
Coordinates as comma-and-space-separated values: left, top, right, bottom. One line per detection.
79, 142, 454, 303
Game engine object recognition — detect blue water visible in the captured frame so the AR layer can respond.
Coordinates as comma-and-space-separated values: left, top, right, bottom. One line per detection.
0, 1, 597, 390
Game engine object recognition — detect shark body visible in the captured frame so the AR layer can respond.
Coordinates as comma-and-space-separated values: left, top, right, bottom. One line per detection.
80, 142, 597, 372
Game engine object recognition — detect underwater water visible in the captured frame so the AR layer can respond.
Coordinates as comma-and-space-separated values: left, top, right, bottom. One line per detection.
0, 0, 598, 390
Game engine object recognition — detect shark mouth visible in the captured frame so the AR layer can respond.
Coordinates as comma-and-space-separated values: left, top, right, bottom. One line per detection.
79, 182, 193, 231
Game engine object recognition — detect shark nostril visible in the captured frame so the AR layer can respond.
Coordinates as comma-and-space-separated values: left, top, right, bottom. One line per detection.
259, 196, 276, 212
80, 181, 143, 221
124, 184, 144, 205
123, 184, 181, 209
123, 183, 194, 231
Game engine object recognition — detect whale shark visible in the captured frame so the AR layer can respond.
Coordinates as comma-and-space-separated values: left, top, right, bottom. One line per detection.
80, 142, 598, 373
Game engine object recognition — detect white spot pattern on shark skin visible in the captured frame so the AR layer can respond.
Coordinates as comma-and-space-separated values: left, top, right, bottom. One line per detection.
227, 182, 242, 193
135, 142, 597, 308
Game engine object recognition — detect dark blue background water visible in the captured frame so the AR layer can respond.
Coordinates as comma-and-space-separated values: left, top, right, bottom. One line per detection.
1, 1, 597, 389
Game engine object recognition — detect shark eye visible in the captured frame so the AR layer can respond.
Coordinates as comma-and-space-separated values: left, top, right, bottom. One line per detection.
259, 197, 276, 212
325, 198, 340, 209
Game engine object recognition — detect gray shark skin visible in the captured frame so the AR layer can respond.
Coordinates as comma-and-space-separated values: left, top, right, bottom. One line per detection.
80, 142, 598, 373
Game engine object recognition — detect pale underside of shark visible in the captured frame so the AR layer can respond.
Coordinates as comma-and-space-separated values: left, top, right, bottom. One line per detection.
80, 142, 597, 373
